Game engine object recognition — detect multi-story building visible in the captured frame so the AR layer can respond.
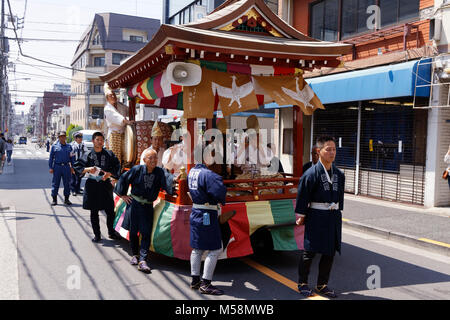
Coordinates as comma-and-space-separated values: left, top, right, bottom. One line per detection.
70, 13, 160, 130
29, 97, 44, 138
42, 91, 69, 136
48, 106, 70, 137
163, 0, 279, 24
272, 0, 449, 207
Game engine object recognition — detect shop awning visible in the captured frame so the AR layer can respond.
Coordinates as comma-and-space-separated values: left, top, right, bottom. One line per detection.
305, 59, 431, 104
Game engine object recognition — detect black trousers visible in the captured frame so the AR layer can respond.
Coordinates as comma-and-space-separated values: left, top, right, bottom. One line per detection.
128, 200, 154, 262
130, 232, 152, 262
298, 250, 335, 286
71, 173, 82, 193
90, 208, 115, 238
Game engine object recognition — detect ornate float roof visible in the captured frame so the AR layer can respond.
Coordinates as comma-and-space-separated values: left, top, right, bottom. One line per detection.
100, 0, 352, 89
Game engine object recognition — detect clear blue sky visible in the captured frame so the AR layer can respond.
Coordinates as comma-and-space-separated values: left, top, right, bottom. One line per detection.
7, 0, 163, 114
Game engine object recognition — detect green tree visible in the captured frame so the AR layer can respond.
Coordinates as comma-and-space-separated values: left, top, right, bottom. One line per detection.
66, 124, 83, 143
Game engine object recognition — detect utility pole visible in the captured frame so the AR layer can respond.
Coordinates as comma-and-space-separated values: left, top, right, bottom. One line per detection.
85, 79, 90, 129
0, 0, 5, 134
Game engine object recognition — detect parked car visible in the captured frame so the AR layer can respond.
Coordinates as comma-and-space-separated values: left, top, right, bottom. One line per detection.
31, 137, 38, 143
19, 136, 27, 144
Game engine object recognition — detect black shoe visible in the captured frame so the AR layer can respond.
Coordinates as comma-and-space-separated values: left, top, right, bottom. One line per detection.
191, 276, 201, 290
199, 282, 224, 295
298, 283, 315, 297
108, 232, 121, 240
72, 192, 77, 196
51, 197, 57, 206
315, 285, 338, 298
64, 198, 72, 205
92, 236, 101, 243
191, 280, 202, 290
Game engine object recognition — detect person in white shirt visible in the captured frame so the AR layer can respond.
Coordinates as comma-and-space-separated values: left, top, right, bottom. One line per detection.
103, 83, 133, 163
162, 139, 187, 176
70, 132, 89, 195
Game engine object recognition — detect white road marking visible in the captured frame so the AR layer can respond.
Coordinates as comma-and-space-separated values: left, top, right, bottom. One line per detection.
0, 204, 19, 299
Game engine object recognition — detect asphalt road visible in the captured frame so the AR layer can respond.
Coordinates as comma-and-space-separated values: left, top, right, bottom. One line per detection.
0, 143, 449, 301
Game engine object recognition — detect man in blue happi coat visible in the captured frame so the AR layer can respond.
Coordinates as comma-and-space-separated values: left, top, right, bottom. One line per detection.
114, 149, 174, 274
49, 131, 75, 206
295, 135, 345, 298
187, 156, 229, 296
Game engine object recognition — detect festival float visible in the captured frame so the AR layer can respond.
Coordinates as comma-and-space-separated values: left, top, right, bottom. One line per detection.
100, 0, 352, 260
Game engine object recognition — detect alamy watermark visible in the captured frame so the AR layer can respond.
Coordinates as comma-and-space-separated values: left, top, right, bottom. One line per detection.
170, 128, 281, 172
66, 265, 81, 290
366, 265, 381, 290
366, 5, 381, 31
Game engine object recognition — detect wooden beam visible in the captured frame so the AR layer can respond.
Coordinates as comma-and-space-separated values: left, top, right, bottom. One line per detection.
187, 118, 195, 173
293, 105, 303, 178
129, 98, 136, 121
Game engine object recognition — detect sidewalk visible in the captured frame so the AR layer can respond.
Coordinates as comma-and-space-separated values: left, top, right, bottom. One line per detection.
342, 194, 450, 256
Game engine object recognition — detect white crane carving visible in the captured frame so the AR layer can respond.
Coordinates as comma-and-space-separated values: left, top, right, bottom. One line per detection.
281, 77, 315, 108
212, 75, 254, 109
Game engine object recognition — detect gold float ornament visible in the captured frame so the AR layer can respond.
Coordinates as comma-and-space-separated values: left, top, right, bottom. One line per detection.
254, 195, 259, 201
179, 167, 187, 180
219, 8, 283, 37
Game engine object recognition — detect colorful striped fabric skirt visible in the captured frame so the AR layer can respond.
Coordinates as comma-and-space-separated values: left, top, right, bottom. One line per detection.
113, 195, 304, 260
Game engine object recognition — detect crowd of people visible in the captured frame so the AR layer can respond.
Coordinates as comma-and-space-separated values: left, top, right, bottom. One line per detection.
48, 126, 344, 298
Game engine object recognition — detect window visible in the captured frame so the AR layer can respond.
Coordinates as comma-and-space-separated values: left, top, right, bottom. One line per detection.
91, 107, 104, 119
341, 0, 376, 38
310, 0, 338, 41
92, 33, 100, 45
129, 35, 143, 42
310, 0, 420, 40
112, 53, 130, 65
92, 84, 103, 94
93, 56, 105, 67
380, 0, 420, 28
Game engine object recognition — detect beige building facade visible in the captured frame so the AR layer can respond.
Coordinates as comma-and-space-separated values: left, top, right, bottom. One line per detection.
70, 13, 160, 131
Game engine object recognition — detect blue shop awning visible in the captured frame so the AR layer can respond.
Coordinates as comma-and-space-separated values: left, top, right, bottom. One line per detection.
305, 58, 431, 105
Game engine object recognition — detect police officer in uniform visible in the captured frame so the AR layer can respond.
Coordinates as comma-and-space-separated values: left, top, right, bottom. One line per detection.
70, 132, 88, 195
49, 131, 75, 206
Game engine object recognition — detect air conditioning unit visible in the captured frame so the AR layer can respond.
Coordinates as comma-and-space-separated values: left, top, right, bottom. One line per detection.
430, 18, 441, 41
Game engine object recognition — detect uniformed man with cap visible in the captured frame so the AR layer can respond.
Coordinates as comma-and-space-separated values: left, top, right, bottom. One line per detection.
70, 131, 88, 195
49, 131, 75, 206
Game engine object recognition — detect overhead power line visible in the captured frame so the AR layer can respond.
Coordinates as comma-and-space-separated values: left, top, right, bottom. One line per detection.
6, 0, 103, 74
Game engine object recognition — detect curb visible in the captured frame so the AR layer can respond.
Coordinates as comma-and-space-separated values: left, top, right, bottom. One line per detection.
342, 220, 450, 257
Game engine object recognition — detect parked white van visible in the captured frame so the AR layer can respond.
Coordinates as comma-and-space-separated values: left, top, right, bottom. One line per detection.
75, 130, 100, 151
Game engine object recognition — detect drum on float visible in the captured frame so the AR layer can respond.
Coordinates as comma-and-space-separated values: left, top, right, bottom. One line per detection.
123, 124, 136, 166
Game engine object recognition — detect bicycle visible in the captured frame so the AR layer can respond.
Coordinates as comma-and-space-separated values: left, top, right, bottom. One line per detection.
35, 141, 45, 150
